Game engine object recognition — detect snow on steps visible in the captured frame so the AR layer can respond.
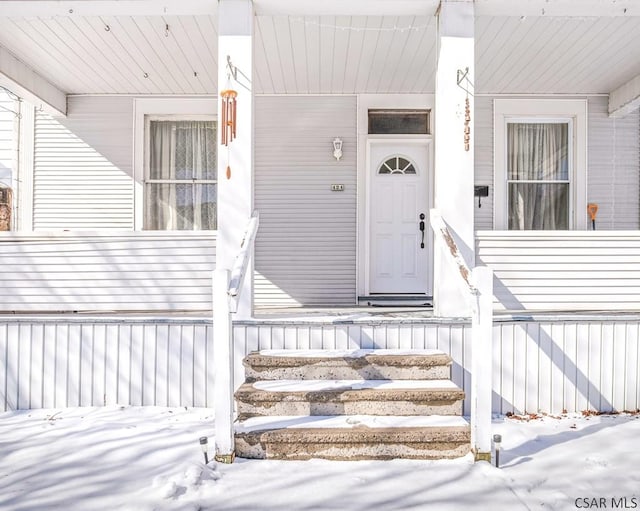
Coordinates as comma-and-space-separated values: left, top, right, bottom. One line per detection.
235, 415, 471, 461
235, 379, 464, 418
234, 349, 469, 460
243, 349, 452, 381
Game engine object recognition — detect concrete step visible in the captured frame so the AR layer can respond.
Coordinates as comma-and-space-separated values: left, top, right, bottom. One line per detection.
235, 379, 465, 418
235, 415, 471, 460
243, 349, 452, 381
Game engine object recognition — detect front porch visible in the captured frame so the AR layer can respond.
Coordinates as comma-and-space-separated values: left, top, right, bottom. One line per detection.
0, 0, 639, 463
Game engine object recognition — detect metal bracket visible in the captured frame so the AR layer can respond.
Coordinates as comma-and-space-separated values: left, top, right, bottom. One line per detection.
474, 450, 492, 463
215, 452, 236, 464
456, 67, 474, 96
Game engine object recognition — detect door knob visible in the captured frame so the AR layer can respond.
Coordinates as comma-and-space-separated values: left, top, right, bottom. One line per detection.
419, 213, 425, 249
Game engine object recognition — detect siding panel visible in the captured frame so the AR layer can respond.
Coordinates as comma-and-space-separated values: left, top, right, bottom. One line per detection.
0, 232, 216, 311
477, 232, 640, 311
33, 96, 134, 230
254, 96, 357, 306
2, 316, 640, 415
0, 318, 214, 410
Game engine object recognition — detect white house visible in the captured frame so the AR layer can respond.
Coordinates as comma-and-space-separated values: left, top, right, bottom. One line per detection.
0, 0, 639, 460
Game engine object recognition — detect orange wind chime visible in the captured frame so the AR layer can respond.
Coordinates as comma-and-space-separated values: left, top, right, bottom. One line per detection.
220, 88, 237, 179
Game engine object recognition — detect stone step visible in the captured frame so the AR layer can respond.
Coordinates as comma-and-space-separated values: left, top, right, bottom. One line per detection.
235, 379, 464, 418
235, 415, 471, 460
243, 349, 452, 381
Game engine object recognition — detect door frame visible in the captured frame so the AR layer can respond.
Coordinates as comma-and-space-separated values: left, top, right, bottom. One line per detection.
356, 94, 435, 299
363, 136, 434, 296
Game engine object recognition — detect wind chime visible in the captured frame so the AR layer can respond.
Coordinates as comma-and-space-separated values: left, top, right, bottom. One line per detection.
464, 96, 471, 151
457, 67, 472, 152
221, 56, 238, 179
220, 87, 237, 179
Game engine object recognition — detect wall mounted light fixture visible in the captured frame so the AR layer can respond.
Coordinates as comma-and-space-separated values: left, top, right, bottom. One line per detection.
332, 137, 343, 161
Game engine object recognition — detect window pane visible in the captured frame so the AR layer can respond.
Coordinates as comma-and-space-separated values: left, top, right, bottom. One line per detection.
368, 110, 430, 134
508, 183, 569, 230
377, 156, 418, 175
145, 183, 217, 230
507, 123, 568, 181
149, 120, 217, 181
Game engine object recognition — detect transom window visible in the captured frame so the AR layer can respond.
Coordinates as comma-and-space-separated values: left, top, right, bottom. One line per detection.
144, 118, 217, 230
507, 121, 570, 230
368, 109, 430, 135
378, 155, 417, 175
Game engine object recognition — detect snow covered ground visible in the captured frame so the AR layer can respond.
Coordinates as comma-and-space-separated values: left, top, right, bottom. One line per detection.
0, 407, 638, 511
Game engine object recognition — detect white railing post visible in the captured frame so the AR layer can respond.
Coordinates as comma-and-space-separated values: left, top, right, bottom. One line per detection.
471, 265, 493, 462
213, 268, 235, 463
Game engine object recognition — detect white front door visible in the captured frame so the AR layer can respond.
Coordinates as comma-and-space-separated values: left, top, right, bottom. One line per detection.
368, 141, 430, 294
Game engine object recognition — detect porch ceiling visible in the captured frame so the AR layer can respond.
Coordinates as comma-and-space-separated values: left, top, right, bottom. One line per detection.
0, 12, 639, 97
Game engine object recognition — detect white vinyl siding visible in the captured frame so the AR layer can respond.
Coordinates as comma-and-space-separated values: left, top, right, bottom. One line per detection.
33, 96, 134, 230
587, 97, 640, 229
254, 96, 357, 306
474, 96, 640, 230
476, 231, 640, 311
0, 232, 215, 312
3, 315, 640, 415
0, 318, 215, 410
473, 97, 494, 230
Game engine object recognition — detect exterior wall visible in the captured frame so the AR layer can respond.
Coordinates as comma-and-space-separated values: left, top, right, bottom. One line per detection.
476, 232, 640, 311
32, 96, 134, 230
474, 96, 640, 230
0, 232, 215, 312
0, 318, 214, 410
2, 316, 639, 415
254, 95, 357, 306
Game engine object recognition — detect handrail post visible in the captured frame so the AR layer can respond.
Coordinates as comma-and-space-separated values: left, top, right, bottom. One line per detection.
471, 265, 493, 462
213, 268, 235, 463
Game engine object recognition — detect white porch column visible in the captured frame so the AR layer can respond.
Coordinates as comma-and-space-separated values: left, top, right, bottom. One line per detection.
433, 0, 475, 317
217, 0, 254, 319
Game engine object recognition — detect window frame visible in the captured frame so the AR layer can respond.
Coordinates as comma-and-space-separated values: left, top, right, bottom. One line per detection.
133, 98, 217, 231
494, 99, 587, 230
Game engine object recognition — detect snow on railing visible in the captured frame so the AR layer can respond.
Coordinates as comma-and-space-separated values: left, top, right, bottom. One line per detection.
430, 209, 493, 462
228, 212, 259, 312
213, 211, 259, 463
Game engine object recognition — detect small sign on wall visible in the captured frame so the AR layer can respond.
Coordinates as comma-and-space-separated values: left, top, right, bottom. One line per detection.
331, 184, 344, 192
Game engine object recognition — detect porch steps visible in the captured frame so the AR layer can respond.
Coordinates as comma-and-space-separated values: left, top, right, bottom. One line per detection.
234, 349, 470, 460
243, 348, 452, 381
235, 379, 464, 417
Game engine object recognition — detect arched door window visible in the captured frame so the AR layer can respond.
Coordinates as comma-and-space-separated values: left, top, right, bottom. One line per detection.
377, 155, 417, 175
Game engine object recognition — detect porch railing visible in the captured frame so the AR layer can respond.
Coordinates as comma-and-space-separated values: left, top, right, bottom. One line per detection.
213, 210, 259, 463
430, 209, 493, 462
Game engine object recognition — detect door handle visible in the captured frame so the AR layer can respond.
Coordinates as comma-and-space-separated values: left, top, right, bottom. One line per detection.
419, 213, 425, 249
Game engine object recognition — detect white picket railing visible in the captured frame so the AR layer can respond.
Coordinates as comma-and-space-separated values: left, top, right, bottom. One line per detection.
213, 211, 259, 463
430, 209, 493, 462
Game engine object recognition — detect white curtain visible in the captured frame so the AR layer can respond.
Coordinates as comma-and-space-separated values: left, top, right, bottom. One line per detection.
508, 123, 569, 230
145, 120, 217, 230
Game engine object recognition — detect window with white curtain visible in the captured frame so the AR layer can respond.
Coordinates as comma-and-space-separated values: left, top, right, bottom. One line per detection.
507, 121, 570, 230
493, 99, 587, 231
144, 119, 217, 230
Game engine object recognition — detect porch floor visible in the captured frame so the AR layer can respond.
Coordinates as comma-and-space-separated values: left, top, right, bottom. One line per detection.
2, 306, 640, 324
